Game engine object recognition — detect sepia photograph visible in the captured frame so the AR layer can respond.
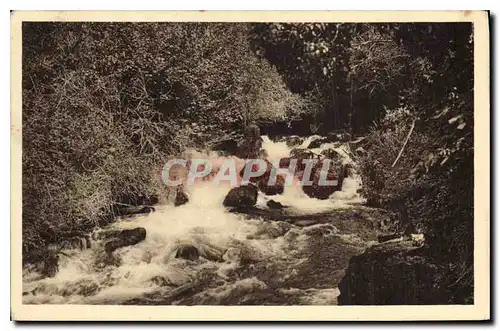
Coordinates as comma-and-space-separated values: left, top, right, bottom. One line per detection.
10, 10, 490, 321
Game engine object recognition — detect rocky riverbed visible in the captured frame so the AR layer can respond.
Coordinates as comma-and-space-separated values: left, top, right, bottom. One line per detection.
23, 134, 425, 305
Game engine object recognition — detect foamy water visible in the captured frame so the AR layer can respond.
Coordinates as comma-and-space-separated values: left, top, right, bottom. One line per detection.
23, 135, 365, 305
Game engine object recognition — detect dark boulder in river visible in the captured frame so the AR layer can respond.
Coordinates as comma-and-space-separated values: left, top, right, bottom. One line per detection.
257, 172, 285, 195
104, 227, 147, 253
175, 244, 200, 261
174, 186, 189, 206
240, 160, 286, 196
301, 160, 343, 200
267, 199, 285, 210
223, 184, 258, 208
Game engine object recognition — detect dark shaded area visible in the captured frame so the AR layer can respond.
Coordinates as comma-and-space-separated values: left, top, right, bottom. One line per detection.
338, 242, 473, 305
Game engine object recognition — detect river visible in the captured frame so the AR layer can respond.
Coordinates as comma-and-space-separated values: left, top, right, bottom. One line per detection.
22, 135, 389, 305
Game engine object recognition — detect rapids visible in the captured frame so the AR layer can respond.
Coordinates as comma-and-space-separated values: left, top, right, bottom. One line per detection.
22, 135, 384, 306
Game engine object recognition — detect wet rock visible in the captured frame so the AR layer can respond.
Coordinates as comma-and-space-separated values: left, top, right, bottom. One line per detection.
104, 227, 147, 253
267, 199, 284, 210
257, 172, 285, 195
337, 242, 448, 305
223, 184, 258, 208
174, 186, 189, 206
284, 136, 305, 147
175, 244, 200, 261
94, 250, 121, 268
240, 160, 285, 196
270, 221, 292, 237
198, 243, 225, 262
223, 247, 241, 262
301, 160, 343, 200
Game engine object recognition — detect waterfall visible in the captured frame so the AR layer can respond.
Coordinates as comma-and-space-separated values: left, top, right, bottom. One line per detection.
23, 135, 366, 305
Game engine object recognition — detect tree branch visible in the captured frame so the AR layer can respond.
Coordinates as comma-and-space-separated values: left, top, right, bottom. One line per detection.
392, 119, 416, 168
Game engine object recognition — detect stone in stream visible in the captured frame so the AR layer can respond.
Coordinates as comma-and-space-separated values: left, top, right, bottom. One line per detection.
257, 172, 285, 195
175, 244, 200, 261
239, 160, 286, 196
174, 243, 225, 262
174, 186, 189, 206
223, 184, 258, 208
301, 159, 343, 200
104, 227, 147, 253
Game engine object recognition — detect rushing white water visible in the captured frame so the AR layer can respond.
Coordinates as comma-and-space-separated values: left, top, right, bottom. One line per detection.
23, 135, 365, 305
